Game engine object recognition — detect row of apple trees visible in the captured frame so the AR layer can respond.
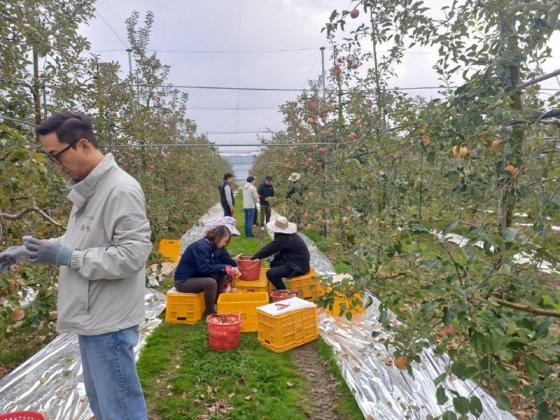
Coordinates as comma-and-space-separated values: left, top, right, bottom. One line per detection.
0, 4, 228, 373
253, 1, 559, 418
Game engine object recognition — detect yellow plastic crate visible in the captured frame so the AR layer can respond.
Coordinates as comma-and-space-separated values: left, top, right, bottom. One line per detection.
159, 239, 181, 263
165, 288, 204, 324
256, 300, 319, 353
286, 268, 325, 300
234, 268, 271, 294
327, 292, 365, 317
217, 292, 269, 332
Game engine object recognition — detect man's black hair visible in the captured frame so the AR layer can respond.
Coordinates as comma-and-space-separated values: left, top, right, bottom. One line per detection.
223, 173, 234, 181
36, 112, 98, 148
247, 176, 255, 183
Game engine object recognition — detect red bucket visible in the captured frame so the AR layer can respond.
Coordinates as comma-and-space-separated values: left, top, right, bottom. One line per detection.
270, 290, 299, 302
207, 313, 242, 351
0, 413, 45, 420
236, 256, 261, 281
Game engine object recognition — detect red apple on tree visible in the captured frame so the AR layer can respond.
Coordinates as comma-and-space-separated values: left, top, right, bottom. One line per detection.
350, 8, 359, 18
334, 64, 342, 78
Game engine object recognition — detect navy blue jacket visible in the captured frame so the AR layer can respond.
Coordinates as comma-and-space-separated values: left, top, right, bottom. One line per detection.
257, 183, 274, 205
174, 238, 236, 282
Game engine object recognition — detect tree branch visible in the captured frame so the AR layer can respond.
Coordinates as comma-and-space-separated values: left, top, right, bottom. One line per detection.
376, 271, 407, 280
0, 207, 63, 227
495, 298, 560, 318
518, 68, 560, 90
524, 176, 560, 187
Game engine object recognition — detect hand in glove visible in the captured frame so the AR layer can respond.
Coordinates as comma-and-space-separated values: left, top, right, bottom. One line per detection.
0, 246, 30, 272
23, 236, 73, 266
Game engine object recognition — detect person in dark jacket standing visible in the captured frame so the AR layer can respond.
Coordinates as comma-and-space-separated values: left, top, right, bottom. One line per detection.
219, 173, 235, 217
251, 216, 310, 290
257, 176, 274, 230
175, 226, 240, 314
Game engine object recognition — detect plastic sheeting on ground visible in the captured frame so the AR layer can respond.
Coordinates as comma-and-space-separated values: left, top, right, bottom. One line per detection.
180, 203, 225, 255
298, 231, 514, 419
317, 292, 515, 419
0, 288, 166, 418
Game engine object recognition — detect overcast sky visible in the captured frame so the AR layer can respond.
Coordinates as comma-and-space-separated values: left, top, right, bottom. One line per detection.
81, 0, 559, 157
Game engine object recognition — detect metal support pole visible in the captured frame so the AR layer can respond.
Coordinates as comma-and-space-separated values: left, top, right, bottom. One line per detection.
320, 46, 326, 97
126, 48, 135, 113
41, 81, 47, 119
126, 48, 133, 79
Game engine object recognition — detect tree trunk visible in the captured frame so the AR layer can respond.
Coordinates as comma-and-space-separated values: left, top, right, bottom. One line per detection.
498, 12, 525, 228
32, 48, 42, 129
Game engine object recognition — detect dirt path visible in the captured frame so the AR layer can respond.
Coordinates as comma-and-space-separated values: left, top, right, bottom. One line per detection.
292, 341, 341, 420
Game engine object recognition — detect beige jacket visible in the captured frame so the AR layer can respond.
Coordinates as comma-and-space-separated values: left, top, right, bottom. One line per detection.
55, 153, 152, 335
243, 182, 258, 209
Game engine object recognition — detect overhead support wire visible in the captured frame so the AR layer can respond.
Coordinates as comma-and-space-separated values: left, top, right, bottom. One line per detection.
96, 11, 129, 48
105, 142, 345, 148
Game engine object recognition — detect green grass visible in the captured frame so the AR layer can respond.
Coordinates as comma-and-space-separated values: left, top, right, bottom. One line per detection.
137, 324, 311, 419
229, 197, 265, 257
228, 233, 261, 257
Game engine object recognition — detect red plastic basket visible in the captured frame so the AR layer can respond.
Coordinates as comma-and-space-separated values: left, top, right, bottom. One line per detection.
207, 313, 242, 351
270, 290, 299, 302
0, 412, 45, 420
236, 256, 261, 281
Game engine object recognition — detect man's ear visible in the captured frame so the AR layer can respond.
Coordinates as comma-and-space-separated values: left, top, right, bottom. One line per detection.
77, 138, 93, 152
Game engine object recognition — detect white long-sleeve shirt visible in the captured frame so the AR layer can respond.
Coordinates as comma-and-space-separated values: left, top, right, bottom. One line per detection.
224, 184, 234, 208
243, 182, 258, 209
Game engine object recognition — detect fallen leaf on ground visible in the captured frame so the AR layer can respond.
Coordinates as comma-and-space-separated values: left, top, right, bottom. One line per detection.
244, 395, 252, 401
286, 381, 294, 388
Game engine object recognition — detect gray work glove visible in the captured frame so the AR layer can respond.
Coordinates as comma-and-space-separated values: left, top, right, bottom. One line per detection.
23, 236, 73, 266
0, 246, 31, 272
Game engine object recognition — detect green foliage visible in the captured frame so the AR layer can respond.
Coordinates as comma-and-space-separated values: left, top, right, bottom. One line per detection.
0, 8, 230, 377
253, 1, 560, 417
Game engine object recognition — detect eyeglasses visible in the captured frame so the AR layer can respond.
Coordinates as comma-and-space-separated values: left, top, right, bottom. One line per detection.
45, 139, 81, 164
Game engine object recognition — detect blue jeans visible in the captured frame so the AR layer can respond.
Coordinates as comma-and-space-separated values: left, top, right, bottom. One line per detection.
78, 325, 148, 420
244, 208, 256, 237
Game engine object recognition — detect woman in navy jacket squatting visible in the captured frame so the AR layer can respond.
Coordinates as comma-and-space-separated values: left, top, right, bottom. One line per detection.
174, 225, 240, 314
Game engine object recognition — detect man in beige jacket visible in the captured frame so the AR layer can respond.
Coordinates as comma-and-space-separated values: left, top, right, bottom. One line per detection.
242, 176, 259, 237
20, 113, 151, 419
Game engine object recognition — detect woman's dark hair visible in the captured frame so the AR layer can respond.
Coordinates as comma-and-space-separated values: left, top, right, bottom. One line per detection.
36, 112, 98, 148
205, 225, 231, 247
247, 176, 255, 183
223, 173, 234, 181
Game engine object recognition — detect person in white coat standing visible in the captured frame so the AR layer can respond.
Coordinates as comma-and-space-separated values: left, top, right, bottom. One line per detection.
0, 113, 152, 420
242, 176, 259, 237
